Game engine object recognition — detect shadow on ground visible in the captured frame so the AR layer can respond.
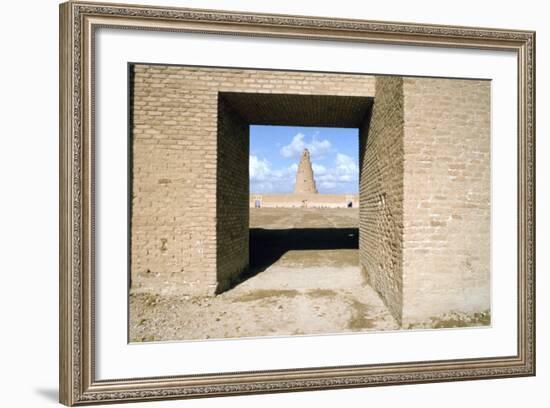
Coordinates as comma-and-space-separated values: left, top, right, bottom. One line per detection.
245, 227, 359, 280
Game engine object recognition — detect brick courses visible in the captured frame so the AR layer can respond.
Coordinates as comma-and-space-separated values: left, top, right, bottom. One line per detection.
130, 64, 490, 325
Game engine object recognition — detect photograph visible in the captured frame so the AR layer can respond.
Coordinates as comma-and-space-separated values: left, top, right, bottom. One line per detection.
0, 0, 545, 404
128, 65, 491, 342
56, 1, 536, 405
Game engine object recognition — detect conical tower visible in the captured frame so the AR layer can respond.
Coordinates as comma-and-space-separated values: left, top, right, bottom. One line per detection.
294, 149, 318, 194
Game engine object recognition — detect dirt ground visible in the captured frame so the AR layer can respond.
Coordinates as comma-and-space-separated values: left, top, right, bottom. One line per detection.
129, 208, 400, 342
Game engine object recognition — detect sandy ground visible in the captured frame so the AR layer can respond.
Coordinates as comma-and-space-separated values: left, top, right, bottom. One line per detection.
130, 208, 400, 342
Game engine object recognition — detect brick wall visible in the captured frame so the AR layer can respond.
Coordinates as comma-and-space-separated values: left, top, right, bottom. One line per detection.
216, 95, 250, 293
359, 76, 405, 322
130, 65, 218, 295
401, 78, 491, 324
130, 65, 375, 295
130, 64, 490, 325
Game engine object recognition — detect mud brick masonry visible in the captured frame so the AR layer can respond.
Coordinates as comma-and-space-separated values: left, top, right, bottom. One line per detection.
294, 148, 318, 194
130, 64, 490, 325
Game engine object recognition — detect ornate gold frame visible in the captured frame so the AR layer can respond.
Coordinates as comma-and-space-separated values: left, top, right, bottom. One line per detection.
59, 1, 536, 405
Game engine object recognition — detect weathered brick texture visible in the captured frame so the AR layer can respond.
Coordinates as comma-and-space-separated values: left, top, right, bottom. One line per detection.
216, 96, 249, 292
131, 65, 218, 295
130, 64, 490, 326
359, 76, 405, 321
401, 78, 491, 324
130, 65, 374, 296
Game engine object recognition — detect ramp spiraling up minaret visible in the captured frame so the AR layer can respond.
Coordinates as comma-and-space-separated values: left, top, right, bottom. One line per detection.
294, 149, 318, 194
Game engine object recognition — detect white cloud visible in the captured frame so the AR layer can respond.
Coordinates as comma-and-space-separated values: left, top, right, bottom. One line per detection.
250, 155, 296, 193
314, 153, 359, 193
335, 153, 358, 175
319, 181, 337, 189
280, 133, 332, 158
249, 155, 271, 181
312, 163, 327, 175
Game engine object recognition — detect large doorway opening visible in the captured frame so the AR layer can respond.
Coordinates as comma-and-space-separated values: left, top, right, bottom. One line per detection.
248, 125, 360, 279
129, 66, 491, 342
216, 92, 374, 296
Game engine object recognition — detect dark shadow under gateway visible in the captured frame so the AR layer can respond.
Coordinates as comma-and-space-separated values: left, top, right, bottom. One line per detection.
220, 227, 359, 292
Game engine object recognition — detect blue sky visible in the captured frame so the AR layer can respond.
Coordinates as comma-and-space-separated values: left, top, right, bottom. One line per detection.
249, 125, 359, 194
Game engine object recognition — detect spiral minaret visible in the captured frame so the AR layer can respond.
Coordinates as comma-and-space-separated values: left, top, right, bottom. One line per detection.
294, 149, 318, 194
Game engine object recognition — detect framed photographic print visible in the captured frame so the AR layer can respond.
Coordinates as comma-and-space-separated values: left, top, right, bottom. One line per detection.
59, 1, 536, 405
